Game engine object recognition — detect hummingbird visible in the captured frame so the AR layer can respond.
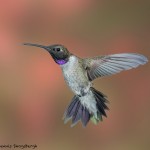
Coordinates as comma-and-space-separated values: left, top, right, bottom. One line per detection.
23, 43, 148, 127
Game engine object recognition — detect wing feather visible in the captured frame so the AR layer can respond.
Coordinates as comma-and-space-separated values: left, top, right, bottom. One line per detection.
83, 53, 148, 81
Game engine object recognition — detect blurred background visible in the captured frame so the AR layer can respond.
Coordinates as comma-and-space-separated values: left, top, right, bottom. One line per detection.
0, 0, 150, 149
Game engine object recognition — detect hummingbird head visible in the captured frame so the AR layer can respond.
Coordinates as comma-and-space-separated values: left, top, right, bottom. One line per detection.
23, 43, 70, 65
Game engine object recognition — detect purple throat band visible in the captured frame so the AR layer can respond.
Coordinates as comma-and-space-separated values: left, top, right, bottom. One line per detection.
56, 60, 67, 65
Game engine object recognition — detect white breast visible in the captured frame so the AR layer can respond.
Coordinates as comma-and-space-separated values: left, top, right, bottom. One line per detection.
61, 55, 77, 70
61, 56, 97, 116
61, 55, 90, 95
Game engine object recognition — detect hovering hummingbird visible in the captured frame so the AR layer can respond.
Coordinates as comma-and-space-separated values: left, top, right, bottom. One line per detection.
23, 43, 148, 127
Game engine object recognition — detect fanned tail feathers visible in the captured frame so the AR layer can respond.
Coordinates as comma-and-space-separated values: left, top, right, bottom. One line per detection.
64, 95, 90, 127
90, 87, 109, 124
63, 88, 109, 127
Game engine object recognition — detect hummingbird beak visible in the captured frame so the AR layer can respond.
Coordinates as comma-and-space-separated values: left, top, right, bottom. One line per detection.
23, 43, 51, 52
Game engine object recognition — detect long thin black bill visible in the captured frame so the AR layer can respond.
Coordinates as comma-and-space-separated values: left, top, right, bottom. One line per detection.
23, 43, 48, 49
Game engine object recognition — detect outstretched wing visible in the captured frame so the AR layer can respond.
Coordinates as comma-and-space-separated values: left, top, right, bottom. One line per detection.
83, 53, 148, 81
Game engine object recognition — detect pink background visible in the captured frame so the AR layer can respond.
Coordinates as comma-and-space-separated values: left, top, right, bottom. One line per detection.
0, 0, 149, 149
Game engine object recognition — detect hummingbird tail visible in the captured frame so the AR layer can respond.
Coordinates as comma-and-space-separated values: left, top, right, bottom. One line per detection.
90, 87, 109, 125
63, 95, 90, 127
63, 88, 109, 127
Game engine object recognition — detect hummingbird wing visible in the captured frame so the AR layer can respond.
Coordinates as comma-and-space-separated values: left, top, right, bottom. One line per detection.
83, 53, 148, 81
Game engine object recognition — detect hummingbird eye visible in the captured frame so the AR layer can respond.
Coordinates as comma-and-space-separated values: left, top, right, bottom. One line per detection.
52, 48, 61, 52
56, 48, 60, 52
